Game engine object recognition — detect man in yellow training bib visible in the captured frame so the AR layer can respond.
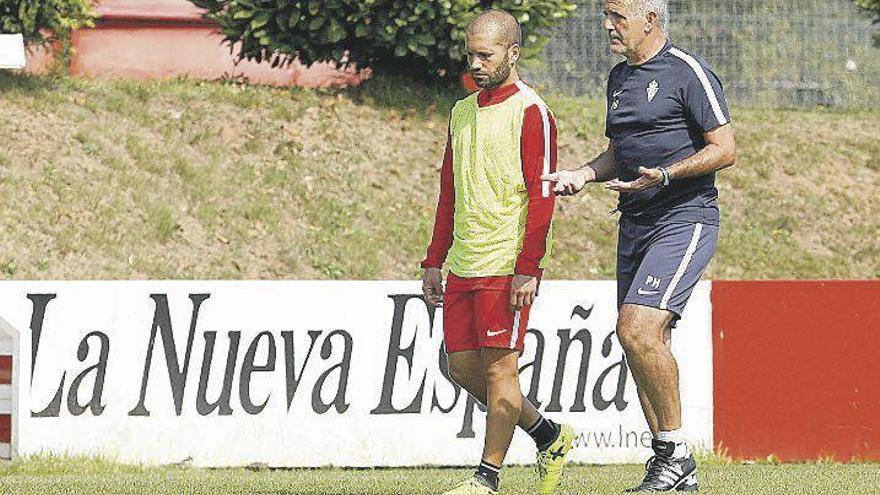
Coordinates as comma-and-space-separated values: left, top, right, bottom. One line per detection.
421, 10, 575, 495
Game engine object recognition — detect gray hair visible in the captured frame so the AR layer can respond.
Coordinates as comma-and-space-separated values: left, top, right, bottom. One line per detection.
632, 0, 669, 33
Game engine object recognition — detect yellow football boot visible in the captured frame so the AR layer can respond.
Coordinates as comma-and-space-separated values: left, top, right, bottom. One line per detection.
536, 423, 577, 494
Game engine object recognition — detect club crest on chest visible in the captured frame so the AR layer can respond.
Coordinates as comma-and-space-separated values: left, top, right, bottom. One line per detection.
647, 79, 659, 102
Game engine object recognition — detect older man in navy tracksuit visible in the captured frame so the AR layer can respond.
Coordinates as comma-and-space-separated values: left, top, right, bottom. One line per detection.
543, 0, 736, 491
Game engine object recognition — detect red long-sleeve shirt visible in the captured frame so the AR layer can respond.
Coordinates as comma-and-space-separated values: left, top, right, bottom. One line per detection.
421, 82, 557, 277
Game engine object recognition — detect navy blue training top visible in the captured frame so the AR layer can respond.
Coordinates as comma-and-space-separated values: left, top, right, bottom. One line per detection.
605, 40, 731, 225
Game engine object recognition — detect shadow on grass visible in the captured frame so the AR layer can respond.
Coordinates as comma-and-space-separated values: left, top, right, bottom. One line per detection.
0, 69, 464, 119
344, 74, 465, 117
0, 71, 61, 94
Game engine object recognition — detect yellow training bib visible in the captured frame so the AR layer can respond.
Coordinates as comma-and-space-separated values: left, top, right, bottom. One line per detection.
446, 84, 553, 277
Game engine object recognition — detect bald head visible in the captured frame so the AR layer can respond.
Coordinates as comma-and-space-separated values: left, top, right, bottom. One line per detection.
467, 9, 522, 48
465, 9, 522, 89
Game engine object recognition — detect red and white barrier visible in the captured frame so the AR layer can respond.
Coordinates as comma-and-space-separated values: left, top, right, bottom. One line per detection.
0, 327, 12, 459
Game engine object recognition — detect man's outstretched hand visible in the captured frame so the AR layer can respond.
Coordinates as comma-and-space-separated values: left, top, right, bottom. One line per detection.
605, 166, 663, 192
541, 169, 591, 196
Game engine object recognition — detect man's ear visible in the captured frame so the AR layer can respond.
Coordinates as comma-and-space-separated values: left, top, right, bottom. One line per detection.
508, 43, 521, 66
646, 11, 658, 33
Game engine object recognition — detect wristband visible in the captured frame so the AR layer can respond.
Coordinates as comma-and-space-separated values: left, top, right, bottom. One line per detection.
658, 166, 670, 187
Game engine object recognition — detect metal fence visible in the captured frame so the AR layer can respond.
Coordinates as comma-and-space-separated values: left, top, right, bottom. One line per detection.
525, 0, 879, 108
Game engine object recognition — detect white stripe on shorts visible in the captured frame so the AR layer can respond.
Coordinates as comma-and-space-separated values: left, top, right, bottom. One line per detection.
510, 310, 521, 349
660, 223, 704, 310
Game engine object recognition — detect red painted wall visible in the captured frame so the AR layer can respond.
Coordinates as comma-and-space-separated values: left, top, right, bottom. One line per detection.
26, 0, 368, 87
712, 280, 880, 461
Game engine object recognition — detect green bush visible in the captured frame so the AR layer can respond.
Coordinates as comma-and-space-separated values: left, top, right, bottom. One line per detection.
0, 0, 95, 45
190, 0, 576, 80
854, 0, 880, 45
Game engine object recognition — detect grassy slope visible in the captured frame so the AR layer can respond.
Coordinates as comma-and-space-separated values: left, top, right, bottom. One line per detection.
0, 73, 877, 280
0, 456, 878, 495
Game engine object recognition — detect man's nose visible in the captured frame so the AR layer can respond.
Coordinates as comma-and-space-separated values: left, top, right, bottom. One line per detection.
604, 18, 614, 32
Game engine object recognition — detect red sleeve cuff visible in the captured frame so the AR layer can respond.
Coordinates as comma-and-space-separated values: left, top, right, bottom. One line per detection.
421, 259, 442, 269
515, 258, 542, 277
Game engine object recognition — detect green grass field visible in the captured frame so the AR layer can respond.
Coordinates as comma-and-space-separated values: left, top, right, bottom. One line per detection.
0, 456, 877, 494
0, 72, 878, 281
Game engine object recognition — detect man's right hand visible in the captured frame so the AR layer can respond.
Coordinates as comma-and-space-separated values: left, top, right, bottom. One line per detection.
541, 168, 594, 196
422, 267, 444, 307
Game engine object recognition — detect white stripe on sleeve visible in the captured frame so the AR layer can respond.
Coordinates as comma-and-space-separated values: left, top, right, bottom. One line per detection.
668, 47, 728, 127
515, 81, 552, 197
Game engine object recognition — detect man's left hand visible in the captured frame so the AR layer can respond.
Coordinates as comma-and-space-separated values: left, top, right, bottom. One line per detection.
605, 166, 663, 192
510, 274, 538, 311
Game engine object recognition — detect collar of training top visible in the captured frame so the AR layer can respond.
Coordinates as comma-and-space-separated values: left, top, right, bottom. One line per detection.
627, 39, 674, 67
477, 81, 521, 107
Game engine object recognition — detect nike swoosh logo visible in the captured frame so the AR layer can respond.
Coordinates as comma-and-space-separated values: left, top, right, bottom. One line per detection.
637, 288, 660, 296
487, 329, 509, 337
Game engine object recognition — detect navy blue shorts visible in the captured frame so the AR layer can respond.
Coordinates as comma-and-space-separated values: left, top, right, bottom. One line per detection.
617, 217, 718, 320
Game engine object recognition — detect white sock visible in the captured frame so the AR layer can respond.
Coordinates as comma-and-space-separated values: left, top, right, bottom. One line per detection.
657, 429, 690, 458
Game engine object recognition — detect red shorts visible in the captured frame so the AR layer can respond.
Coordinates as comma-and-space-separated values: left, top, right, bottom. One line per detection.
443, 273, 533, 353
